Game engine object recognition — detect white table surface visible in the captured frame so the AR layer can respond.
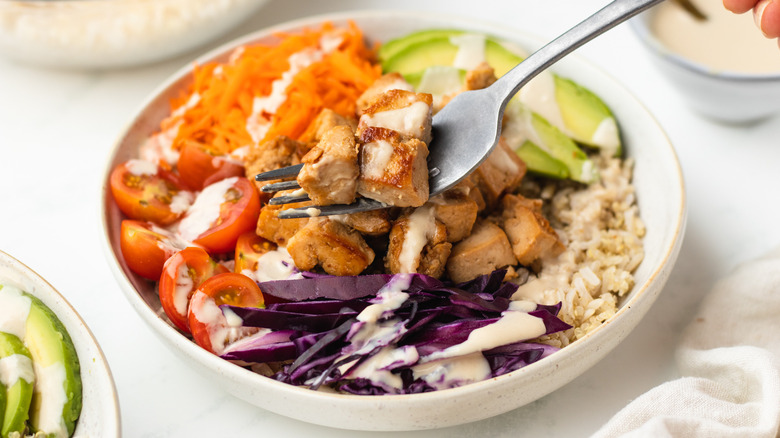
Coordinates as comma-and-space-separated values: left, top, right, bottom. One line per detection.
1, 0, 779, 436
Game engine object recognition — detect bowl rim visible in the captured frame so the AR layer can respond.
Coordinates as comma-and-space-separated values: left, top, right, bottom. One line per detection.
629, 11, 780, 82
0, 249, 122, 437
100, 8, 687, 427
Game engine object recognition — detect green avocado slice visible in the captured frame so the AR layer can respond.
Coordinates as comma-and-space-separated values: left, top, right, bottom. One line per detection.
23, 294, 81, 438
380, 29, 621, 156
515, 140, 570, 180
0, 331, 34, 438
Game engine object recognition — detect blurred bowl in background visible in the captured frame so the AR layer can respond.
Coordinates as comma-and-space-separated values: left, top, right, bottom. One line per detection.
0, 0, 269, 69
630, 1, 780, 124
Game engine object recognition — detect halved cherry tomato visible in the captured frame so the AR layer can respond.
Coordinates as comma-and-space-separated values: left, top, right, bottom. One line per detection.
178, 177, 261, 254
177, 140, 245, 191
188, 273, 265, 354
234, 231, 277, 273
159, 247, 228, 333
110, 159, 192, 225
120, 220, 185, 280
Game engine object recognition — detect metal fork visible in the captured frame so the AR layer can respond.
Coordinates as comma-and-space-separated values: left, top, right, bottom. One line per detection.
256, 0, 665, 219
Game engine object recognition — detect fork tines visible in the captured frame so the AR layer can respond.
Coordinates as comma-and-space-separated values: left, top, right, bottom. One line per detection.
254, 163, 304, 182
277, 198, 388, 219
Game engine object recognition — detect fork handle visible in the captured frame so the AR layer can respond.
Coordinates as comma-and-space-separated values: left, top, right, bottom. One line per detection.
489, 0, 665, 109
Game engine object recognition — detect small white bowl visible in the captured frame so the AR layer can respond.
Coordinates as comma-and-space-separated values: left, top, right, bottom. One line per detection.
630, 8, 780, 124
100, 10, 686, 431
0, 250, 121, 437
0, 0, 269, 69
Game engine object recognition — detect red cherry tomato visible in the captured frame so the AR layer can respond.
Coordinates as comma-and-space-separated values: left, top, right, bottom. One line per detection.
120, 220, 185, 280
110, 160, 192, 226
178, 177, 261, 254
177, 141, 245, 191
188, 273, 265, 354
159, 247, 229, 333
234, 232, 277, 273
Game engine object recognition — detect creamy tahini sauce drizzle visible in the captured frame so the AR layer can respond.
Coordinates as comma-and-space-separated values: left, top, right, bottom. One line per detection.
422, 301, 545, 363
173, 263, 194, 317
177, 176, 238, 241
33, 361, 68, 437
357, 274, 412, 323
243, 246, 302, 283
398, 205, 436, 273
412, 352, 491, 390
246, 33, 344, 143
651, 0, 780, 74
519, 71, 567, 135
0, 285, 31, 339
361, 139, 395, 179
592, 118, 620, 155
0, 354, 34, 387
450, 33, 486, 70
361, 101, 430, 140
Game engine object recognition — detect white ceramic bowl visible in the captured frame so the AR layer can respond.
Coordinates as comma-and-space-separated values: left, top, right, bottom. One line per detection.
100, 11, 686, 431
630, 9, 780, 124
0, 250, 121, 437
0, 0, 269, 69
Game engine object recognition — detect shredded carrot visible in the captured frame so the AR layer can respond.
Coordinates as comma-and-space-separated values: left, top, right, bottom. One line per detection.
162, 21, 382, 155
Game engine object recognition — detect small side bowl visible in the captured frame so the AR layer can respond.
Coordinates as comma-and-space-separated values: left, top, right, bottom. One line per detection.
0, 250, 121, 437
630, 9, 780, 124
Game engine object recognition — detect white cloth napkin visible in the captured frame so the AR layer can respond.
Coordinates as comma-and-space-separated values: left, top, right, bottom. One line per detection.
593, 247, 780, 438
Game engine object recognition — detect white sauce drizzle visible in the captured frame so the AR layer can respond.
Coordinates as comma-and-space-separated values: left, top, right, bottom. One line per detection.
0, 354, 34, 386
32, 361, 68, 437
450, 33, 486, 70
357, 274, 412, 324
592, 117, 620, 155
422, 305, 545, 363
361, 139, 395, 179
245, 34, 344, 143
124, 159, 157, 176
398, 205, 436, 273
519, 71, 568, 135
247, 247, 301, 283
0, 285, 32, 339
417, 65, 463, 96
177, 177, 238, 241
173, 262, 194, 317
413, 352, 491, 390
361, 101, 430, 140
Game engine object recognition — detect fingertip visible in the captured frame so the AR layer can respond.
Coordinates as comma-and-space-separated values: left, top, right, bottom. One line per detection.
756, 0, 780, 38
724, 0, 759, 14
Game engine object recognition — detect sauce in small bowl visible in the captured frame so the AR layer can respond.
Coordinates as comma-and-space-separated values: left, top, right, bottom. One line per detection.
631, 0, 780, 123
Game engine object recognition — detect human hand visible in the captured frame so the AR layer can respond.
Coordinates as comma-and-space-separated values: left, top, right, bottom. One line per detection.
723, 0, 780, 46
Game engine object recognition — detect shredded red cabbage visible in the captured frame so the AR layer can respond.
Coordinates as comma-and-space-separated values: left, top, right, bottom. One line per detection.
219, 270, 570, 394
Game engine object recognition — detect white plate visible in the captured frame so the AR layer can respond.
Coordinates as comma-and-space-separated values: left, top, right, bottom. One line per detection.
0, 250, 121, 437
100, 10, 686, 431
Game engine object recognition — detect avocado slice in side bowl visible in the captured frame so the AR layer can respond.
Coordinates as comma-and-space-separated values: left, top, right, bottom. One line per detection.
0, 331, 35, 438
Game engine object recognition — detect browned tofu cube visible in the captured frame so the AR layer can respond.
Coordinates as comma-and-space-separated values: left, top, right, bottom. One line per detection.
463, 62, 497, 91
357, 89, 433, 144
356, 73, 415, 116
445, 220, 517, 284
298, 108, 358, 145
296, 125, 359, 206
244, 135, 303, 201
255, 190, 311, 246
334, 209, 392, 236
357, 128, 429, 207
385, 206, 452, 278
429, 190, 479, 243
287, 217, 375, 276
471, 138, 527, 208
501, 194, 565, 266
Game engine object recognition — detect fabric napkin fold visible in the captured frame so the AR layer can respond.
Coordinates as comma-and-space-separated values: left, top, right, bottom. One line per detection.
593, 247, 780, 438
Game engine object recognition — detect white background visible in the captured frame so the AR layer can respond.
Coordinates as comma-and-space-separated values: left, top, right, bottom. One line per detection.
1, 0, 779, 436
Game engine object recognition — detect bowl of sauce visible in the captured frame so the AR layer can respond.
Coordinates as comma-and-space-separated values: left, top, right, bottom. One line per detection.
631, 0, 780, 123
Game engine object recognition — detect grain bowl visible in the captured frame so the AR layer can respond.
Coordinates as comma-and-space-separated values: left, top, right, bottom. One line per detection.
100, 10, 685, 430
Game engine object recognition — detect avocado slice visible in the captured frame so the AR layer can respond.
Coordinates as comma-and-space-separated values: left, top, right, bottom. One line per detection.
23, 294, 81, 438
380, 29, 621, 155
378, 28, 465, 62
0, 332, 34, 438
515, 140, 570, 180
